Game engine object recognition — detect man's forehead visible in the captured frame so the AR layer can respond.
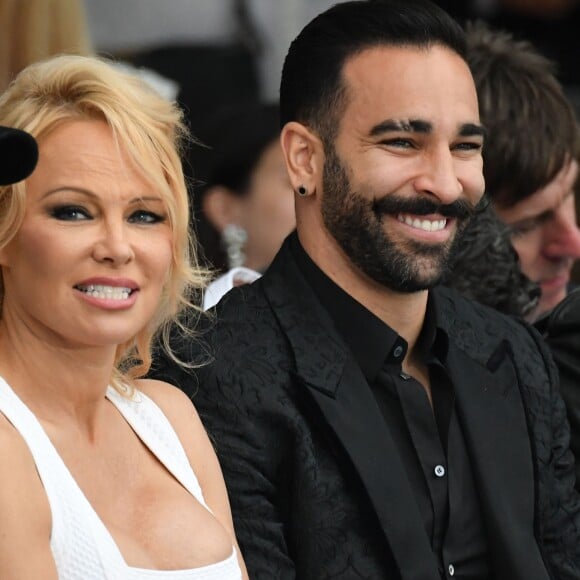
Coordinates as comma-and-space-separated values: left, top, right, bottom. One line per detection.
341, 43, 472, 84
339, 44, 479, 132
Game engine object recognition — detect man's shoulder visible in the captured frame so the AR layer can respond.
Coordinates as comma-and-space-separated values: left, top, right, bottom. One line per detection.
436, 285, 528, 327
435, 288, 559, 427
434, 286, 547, 361
206, 276, 290, 358
211, 275, 274, 329
536, 288, 580, 336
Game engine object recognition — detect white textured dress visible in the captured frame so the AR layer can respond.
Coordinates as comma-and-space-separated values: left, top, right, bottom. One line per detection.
0, 377, 242, 580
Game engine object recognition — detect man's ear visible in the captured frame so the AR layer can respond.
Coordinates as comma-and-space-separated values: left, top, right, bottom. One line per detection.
280, 121, 323, 196
201, 186, 244, 233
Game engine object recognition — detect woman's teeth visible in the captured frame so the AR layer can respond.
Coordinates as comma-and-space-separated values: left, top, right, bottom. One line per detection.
76, 284, 132, 300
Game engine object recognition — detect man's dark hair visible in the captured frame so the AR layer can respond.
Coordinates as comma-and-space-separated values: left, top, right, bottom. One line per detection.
280, 0, 467, 145
466, 21, 579, 208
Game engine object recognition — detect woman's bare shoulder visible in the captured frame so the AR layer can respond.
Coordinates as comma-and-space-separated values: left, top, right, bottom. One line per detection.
134, 378, 206, 441
134, 380, 248, 578
135, 378, 199, 417
0, 412, 44, 485
0, 414, 57, 577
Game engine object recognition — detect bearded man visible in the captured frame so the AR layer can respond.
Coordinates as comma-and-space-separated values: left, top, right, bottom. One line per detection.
153, 1, 580, 579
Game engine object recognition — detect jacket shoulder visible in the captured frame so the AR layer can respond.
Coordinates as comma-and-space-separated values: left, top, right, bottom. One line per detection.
435, 286, 550, 362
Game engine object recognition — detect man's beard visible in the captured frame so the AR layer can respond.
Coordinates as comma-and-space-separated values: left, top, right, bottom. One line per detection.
321, 145, 478, 293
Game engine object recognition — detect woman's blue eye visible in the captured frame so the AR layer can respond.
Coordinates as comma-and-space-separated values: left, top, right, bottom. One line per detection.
50, 206, 91, 221
128, 210, 165, 224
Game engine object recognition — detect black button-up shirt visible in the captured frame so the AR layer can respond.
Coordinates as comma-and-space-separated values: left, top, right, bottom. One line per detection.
291, 234, 492, 579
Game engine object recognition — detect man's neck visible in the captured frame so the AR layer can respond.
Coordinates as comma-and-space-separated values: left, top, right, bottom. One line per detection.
298, 228, 428, 351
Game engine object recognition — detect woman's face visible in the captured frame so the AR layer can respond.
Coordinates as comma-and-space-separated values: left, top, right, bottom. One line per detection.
0, 119, 173, 350
238, 141, 296, 272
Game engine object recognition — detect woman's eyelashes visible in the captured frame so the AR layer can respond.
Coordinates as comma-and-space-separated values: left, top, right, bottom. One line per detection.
48, 205, 166, 224
127, 209, 167, 224
50, 205, 92, 221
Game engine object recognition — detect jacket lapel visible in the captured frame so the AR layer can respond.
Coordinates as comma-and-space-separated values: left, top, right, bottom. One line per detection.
263, 244, 549, 579
445, 338, 549, 580
263, 241, 440, 580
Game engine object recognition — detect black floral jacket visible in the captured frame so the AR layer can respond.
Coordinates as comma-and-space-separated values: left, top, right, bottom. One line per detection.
154, 237, 580, 580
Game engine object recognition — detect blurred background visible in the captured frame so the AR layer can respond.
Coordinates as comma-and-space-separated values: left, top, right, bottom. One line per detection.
1, 0, 578, 120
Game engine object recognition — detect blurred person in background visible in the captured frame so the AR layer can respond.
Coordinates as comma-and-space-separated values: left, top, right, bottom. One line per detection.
436, 0, 580, 113
191, 102, 295, 309
535, 286, 580, 491
442, 201, 541, 319
466, 21, 580, 320
467, 21, 580, 492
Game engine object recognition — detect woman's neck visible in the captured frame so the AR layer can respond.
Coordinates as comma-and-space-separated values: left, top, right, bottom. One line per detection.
0, 319, 118, 429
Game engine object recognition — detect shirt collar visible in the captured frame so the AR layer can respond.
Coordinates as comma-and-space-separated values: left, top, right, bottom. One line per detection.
290, 232, 449, 381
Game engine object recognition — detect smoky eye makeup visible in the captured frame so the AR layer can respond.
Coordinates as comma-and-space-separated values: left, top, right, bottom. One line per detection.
48, 204, 92, 221
127, 209, 167, 224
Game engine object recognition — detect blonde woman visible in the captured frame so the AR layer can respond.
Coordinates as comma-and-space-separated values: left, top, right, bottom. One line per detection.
0, 55, 247, 579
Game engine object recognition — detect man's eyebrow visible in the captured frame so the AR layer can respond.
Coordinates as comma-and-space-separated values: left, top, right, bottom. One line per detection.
369, 119, 485, 139
510, 210, 554, 231
459, 123, 486, 139
369, 119, 432, 136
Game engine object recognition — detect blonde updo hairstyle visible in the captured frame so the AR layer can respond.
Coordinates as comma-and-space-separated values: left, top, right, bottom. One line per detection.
0, 54, 208, 391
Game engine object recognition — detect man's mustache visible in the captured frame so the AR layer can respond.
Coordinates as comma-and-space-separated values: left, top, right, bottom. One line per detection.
372, 194, 488, 220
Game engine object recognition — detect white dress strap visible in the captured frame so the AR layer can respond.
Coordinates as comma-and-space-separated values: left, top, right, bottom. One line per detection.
0, 378, 241, 579
0, 376, 113, 578
105, 386, 207, 507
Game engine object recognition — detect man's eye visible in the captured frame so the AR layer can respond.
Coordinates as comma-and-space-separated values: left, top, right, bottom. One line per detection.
509, 222, 538, 237
381, 138, 414, 148
128, 210, 166, 224
50, 205, 91, 221
454, 142, 482, 151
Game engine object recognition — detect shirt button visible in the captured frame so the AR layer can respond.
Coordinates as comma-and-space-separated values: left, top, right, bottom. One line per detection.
448, 564, 455, 576
393, 345, 404, 358
434, 464, 446, 477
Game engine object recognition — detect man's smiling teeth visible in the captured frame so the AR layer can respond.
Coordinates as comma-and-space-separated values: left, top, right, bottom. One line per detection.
76, 284, 132, 300
397, 214, 447, 232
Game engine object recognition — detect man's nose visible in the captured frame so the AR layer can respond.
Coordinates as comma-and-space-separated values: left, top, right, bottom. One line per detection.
413, 148, 464, 205
543, 209, 580, 260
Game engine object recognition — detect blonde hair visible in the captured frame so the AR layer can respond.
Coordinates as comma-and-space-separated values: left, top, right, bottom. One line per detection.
0, 54, 209, 391
0, 0, 92, 91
